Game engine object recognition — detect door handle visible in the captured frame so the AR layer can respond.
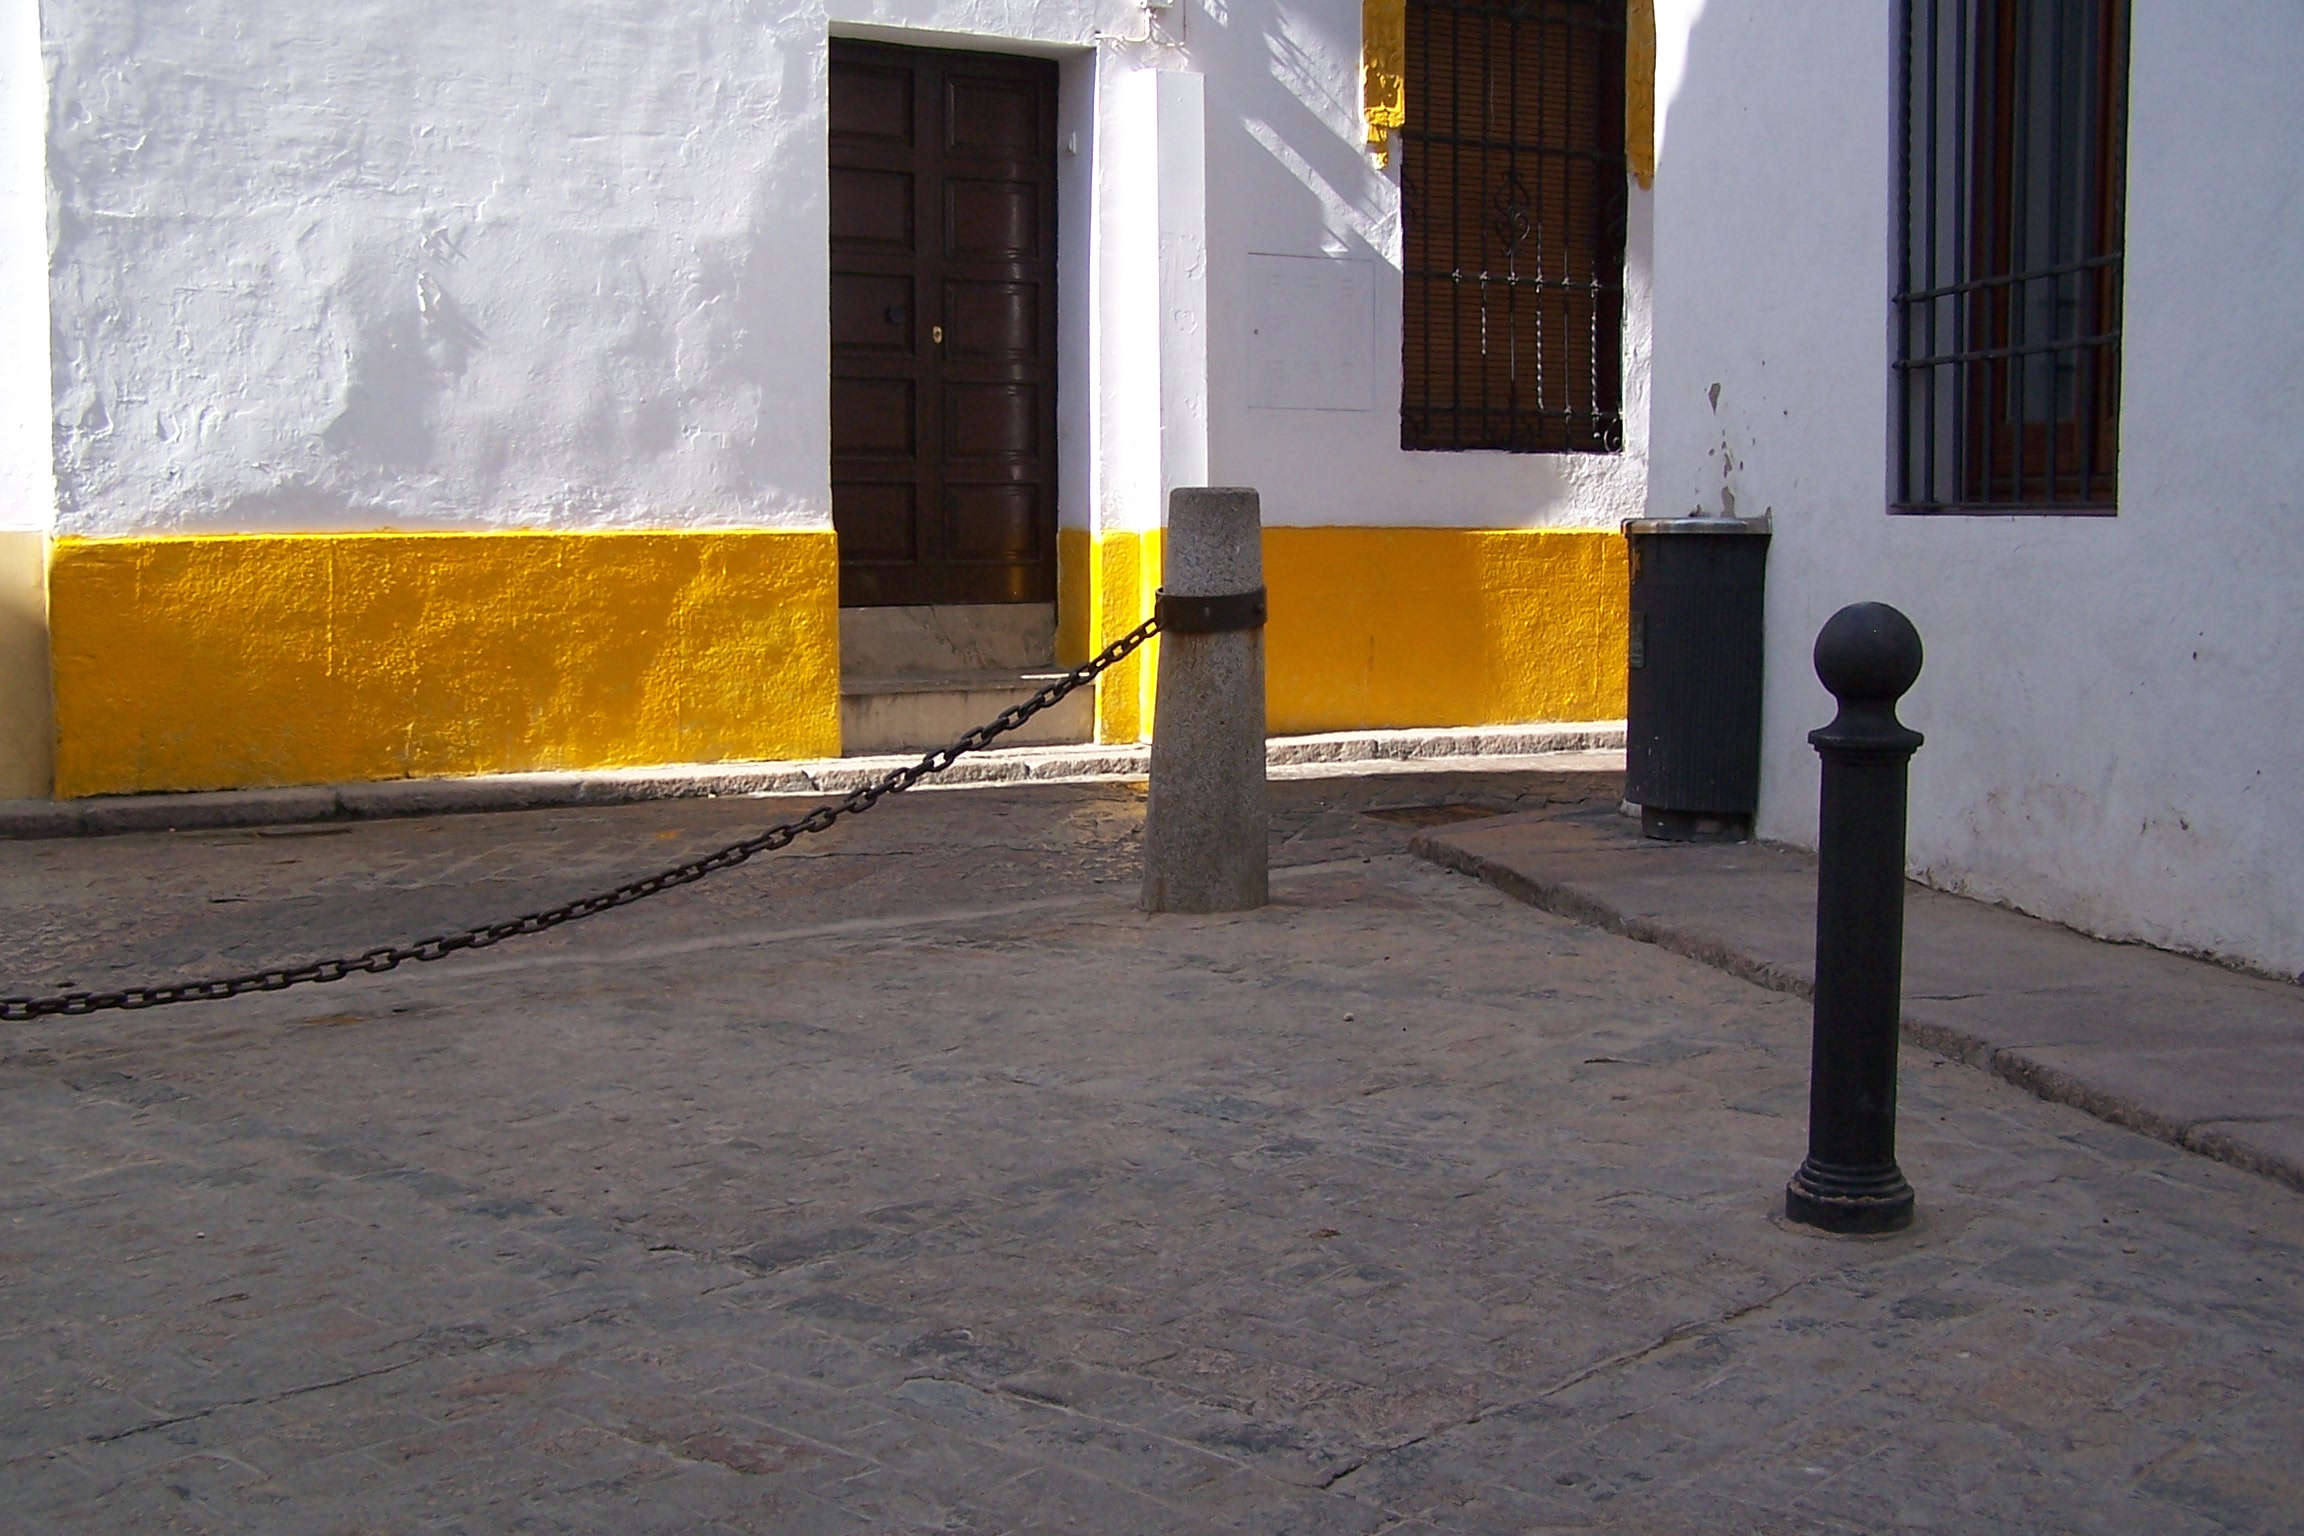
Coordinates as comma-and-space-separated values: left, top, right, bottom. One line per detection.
931, 324, 945, 345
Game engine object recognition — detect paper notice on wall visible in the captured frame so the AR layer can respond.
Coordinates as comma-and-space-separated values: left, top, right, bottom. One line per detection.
1246, 253, 1374, 412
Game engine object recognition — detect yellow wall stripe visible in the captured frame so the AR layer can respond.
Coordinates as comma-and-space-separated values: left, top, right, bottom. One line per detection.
1065, 525, 1626, 743
1264, 527, 1626, 733
47, 524, 1621, 792
49, 530, 841, 797
1057, 524, 1162, 745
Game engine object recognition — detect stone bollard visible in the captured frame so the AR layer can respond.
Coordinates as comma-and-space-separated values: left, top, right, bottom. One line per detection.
1786, 602, 1925, 1234
1142, 487, 1269, 913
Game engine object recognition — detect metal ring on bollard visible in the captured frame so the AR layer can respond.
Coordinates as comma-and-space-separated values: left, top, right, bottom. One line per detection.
1153, 586, 1267, 633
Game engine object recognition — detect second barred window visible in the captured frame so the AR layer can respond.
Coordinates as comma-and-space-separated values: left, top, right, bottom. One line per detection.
1400, 0, 1628, 454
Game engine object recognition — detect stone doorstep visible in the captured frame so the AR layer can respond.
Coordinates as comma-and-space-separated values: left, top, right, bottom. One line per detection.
841, 667, 1077, 695
1409, 809, 2304, 1197
0, 721, 1627, 840
839, 669, 1097, 756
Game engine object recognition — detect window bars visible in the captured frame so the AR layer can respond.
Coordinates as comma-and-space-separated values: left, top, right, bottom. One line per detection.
1896, 0, 2131, 513
1401, 0, 1628, 454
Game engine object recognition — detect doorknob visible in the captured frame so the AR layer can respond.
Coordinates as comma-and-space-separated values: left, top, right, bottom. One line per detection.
931, 324, 945, 345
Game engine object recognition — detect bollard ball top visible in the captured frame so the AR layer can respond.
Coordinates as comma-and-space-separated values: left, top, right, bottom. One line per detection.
1813, 602, 1923, 703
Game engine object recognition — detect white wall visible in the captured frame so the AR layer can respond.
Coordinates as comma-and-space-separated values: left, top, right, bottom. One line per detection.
1648, 1, 2304, 976
0, 0, 49, 795
0, 0, 48, 532
48, 0, 853, 536
46, 0, 1644, 543
1091, 51, 1202, 537
1199, 0, 1650, 529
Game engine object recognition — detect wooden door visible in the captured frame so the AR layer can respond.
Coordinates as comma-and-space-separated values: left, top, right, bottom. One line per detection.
829, 40, 1059, 608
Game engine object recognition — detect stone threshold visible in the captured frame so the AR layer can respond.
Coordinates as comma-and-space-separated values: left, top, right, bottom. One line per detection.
1, 722, 1625, 839
841, 667, 1076, 696
1410, 804, 2304, 1197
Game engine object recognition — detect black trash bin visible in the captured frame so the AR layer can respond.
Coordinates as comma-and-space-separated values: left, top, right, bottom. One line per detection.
1623, 514, 1771, 841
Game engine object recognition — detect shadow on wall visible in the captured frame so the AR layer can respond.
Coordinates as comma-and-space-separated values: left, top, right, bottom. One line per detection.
0, 531, 50, 798
1237, 0, 1392, 254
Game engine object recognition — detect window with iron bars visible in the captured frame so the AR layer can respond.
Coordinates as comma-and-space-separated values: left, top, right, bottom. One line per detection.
1400, 0, 1628, 454
1896, 0, 2130, 513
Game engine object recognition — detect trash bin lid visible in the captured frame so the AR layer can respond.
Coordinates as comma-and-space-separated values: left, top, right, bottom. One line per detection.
1622, 513, 1772, 536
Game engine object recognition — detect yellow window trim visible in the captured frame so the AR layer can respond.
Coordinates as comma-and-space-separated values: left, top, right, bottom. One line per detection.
1363, 0, 1656, 186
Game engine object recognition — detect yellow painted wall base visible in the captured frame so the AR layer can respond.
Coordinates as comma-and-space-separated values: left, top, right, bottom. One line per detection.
0, 530, 53, 798
49, 530, 841, 797
1060, 524, 1626, 743
47, 523, 1616, 792
1058, 525, 1161, 744
1265, 527, 1627, 733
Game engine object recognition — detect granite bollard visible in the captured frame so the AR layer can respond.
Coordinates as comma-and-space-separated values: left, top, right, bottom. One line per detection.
1142, 487, 1269, 913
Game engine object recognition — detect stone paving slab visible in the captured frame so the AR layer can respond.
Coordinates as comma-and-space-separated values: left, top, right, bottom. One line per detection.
2, 769, 2302, 1532
1411, 801, 2304, 1194
0, 723, 1625, 840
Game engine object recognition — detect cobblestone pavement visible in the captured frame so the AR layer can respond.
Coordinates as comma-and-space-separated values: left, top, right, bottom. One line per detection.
3, 769, 2301, 1534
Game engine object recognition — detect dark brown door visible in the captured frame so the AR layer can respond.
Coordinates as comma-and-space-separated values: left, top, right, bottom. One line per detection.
829, 40, 1059, 607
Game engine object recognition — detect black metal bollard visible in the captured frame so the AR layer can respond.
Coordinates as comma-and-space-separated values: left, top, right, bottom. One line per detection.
1785, 603, 1924, 1234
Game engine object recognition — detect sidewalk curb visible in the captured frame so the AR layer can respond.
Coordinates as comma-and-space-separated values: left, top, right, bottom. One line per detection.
2, 722, 1624, 840
1411, 831, 2304, 1196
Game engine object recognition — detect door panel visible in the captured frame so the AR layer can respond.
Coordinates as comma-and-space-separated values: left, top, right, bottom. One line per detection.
830, 274, 914, 352
946, 484, 1041, 560
830, 40, 1058, 607
948, 78, 1040, 154
837, 484, 918, 561
944, 383, 1038, 458
945, 182, 1039, 257
828, 170, 914, 246
831, 65, 912, 139
944, 281, 1036, 358
830, 379, 916, 456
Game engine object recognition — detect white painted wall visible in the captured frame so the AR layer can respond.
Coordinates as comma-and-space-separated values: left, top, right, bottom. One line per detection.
47, 0, 1644, 542
0, 0, 49, 533
1648, 1, 2304, 976
1080, 59, 1215, 535
0, 0, 53, 796
48, 0, 854, 535
1199, 0, 1651, 529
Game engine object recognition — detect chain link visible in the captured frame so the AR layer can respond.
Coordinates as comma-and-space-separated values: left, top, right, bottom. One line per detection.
0, 617, 1160, 1023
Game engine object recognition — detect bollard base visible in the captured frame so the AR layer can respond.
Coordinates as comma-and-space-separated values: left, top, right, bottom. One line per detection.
1784, 1158, 1915, 1234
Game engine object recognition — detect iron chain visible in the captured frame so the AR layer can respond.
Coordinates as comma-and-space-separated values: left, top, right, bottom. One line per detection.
0, 617, 1160, 1023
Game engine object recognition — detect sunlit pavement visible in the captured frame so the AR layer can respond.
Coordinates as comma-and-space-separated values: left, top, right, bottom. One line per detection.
4, 768, 2300, 1534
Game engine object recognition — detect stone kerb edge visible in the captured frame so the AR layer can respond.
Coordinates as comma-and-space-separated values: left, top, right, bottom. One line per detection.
0, 724, 1631, 840
1410, 831, 2304, 1197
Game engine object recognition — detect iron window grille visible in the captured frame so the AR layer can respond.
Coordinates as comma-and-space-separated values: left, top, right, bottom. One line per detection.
1895, 0, 2131, 513
1401, 0, 1628, 454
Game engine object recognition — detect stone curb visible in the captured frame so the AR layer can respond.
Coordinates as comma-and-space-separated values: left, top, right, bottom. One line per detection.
0, 722, 1625, 840
1410, 831, 2304, 1196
